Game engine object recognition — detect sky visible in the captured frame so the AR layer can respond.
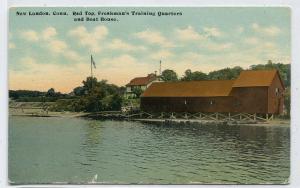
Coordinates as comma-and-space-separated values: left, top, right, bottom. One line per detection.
8, 7, 291, 93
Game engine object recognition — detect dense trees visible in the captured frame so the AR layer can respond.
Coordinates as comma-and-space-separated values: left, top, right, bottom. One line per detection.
9, 60, 290, 114
132, 87, 143, 98
72, 77, 123, 112
9, 89, 68, 102
181, 69, 208, 81
161, 69, 178, 81
208, 66, 243, 80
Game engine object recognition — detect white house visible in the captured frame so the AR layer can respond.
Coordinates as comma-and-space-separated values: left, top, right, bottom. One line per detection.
125, 73, 158, 98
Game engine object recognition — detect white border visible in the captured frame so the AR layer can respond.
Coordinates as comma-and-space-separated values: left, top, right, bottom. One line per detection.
1, 0, 300, 188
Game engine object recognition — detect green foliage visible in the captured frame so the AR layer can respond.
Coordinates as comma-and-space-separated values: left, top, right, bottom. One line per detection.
46, 88, 56, 97
108, 94, 123, 110
73, 86, 85, 96
69, 77, 123, 112
82, 76, 98, 94
161, 69, 178, 81
9, 89, 71, 102
122, 98, 140, 107
181, 69, 208, 81
284, 87, 290, 117
132, 87, 143, 98
10, 60, 290, 114
9, 90, 45, 99
208, 66, 243, 80
49, 99, 74, 112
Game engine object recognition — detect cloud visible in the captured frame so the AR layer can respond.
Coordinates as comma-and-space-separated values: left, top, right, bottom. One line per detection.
134, 29, 174, 47
46, 39, 82, 62
108, 39, 146, 51
150, 50, 173, 60
48, 39, 68, 53
236, 26, 244, 34
9, 42, 16, 49
175, 26, 205, 41
9, 57, 91, 93
20, 27, 57, 42
20, 30, 39, 42
252, 23, 281, 36
42, 27, 57, 40
244, 37, 259, 45
19, 27, 83, 62
175, 26, 223, 42
203, 27, 223, 37
64, 50, 82, 61
263, 42, 277, 49
201, 42, 233, 51
19, 57, 36, 67
68, 25, 108, 52
95, 54, 156, 86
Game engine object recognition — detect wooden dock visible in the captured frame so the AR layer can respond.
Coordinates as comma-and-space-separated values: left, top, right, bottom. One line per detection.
83, 111, 275, 125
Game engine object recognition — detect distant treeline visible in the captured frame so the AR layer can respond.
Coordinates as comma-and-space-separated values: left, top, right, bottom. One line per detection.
9, 60, 290, 113
160, 60, 290, 87
9, 88, 73, 102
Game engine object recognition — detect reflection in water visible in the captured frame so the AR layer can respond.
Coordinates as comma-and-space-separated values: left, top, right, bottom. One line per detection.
9, 116, 290, 184
78, 121, 102, 169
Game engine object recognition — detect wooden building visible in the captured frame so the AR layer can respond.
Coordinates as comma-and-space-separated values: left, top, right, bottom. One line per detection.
125, 73, 158, 99
140, 70, 285, 115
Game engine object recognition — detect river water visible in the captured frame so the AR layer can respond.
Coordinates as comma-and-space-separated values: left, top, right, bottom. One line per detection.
9, 116, 290, 184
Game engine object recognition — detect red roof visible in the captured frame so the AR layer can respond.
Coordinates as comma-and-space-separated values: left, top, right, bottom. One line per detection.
232, 70, 282, 87
141, 69, 284, 97
142, 80, 235, 97
126, 74, 157, 86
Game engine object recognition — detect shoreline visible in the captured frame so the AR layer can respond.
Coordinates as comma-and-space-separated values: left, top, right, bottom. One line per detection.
9, 109, 89, 118
9, 109, 290, 127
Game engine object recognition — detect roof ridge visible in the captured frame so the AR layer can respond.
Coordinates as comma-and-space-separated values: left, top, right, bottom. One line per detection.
153, 79, 235, 84
242, 69, 277, 72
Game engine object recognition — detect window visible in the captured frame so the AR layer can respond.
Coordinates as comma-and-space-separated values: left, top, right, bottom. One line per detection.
275, 88, 279, 96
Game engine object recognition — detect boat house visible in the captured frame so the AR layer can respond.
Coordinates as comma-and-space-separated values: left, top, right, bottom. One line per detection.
140, 70, 285, 116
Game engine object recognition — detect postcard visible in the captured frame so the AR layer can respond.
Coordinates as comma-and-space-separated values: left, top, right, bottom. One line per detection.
8, 7, 290, 185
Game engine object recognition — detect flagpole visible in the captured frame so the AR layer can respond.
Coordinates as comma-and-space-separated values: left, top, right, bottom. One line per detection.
91, 55, 93, 78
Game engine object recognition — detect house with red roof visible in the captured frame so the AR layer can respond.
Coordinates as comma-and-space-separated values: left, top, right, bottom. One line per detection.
125, 73, 158, 98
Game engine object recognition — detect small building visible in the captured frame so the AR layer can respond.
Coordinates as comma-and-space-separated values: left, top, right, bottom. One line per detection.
125, 73, 158, 99
141, 70, 284, 115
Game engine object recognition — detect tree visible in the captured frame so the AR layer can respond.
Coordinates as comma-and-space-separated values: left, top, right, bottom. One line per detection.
208, 66, 243, 80
182, 69, 208, 81
70, 77, 124, 112
82, 77, 98, 93
132, 87, 143, 98
73, 86, 85, 96
284, 87, 290, 117
161, 69, 178, 81
46, 88, 55, 97
110, 94, 122, 110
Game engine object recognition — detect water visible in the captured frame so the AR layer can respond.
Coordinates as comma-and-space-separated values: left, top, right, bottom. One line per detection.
9, 116, 290, 184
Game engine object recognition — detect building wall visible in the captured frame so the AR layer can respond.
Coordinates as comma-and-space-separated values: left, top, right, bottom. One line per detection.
141, 87, 273, 114
141, 78, 284, 114
141, 97, 235, 113
267, 74, 284, 114
230, 87, 268, 114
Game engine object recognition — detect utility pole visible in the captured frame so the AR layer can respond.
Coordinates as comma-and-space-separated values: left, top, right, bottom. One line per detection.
159, 60, 162, 81
159, 60, 162, 76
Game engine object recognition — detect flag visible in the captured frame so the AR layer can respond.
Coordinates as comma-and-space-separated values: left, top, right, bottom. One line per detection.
91, 55, 96, 69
